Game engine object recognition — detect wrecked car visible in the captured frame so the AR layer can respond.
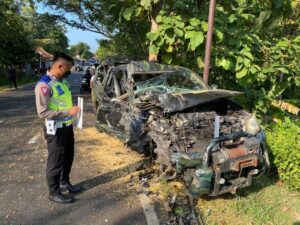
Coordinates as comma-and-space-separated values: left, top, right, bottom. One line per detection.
93, 60, 270, 197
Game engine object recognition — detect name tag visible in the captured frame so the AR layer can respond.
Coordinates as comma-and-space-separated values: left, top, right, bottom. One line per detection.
45, 119, 57, 135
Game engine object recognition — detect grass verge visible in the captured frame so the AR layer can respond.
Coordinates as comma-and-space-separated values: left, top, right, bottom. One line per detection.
0, 74, 37, 91
148, 175, 300, 224
197, 176, 300, 225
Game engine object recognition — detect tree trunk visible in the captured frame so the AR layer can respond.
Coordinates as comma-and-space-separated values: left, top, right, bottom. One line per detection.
149, 0, 163, 62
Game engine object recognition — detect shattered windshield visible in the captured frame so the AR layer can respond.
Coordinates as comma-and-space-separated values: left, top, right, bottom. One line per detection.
135, 70, 208, 95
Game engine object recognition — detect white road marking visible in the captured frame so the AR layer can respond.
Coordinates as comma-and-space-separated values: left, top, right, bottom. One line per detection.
27, 133, 40, 144
139, 193, 160, 225
0, 120, 3, 123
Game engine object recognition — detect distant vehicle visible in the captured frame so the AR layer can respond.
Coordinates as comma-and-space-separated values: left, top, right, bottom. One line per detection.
80, 70, 91, 94
88, 58, 100, 66
75, 60, 84, 71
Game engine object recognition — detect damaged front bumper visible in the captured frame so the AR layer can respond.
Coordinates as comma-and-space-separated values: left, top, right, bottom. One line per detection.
171, 130, 270, 197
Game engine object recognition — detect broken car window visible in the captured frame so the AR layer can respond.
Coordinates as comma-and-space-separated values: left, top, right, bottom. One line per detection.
135, 71, 207, 95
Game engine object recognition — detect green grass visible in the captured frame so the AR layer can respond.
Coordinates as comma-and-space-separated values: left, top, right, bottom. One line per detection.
0, 74, 37, 91
197, 176, 300, 225
149, 173, 300, 224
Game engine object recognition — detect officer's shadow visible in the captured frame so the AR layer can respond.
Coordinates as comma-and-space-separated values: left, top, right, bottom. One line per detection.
75, 159, 145, 194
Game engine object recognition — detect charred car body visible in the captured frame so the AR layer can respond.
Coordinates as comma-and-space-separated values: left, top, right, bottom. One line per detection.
93, 60, 270, 197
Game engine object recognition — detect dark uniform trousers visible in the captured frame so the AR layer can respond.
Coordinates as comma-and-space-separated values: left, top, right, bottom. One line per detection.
43, 125, 74, 195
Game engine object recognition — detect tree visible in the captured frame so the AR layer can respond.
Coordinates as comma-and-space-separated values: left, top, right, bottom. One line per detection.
0, 0, 34, 66
69, 42, 93, 59
22, 11, 69, 53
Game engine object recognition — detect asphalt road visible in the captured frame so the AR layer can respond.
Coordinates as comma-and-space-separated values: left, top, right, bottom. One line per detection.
0, 72, 155, 225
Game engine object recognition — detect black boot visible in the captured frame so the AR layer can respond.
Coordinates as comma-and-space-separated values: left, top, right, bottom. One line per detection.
49, 192, 74, 203
60, 182, 82, 193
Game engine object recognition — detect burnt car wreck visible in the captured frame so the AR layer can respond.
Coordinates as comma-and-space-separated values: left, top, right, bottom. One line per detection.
93, 60, 270, 197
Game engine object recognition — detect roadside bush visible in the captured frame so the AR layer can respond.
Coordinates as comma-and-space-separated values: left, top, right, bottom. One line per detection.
266, 118, 300, 191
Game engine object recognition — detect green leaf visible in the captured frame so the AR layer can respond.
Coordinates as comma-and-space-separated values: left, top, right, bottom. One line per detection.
228, 14, 237, 23
149, 44, 159, 54
269, 82, 289, 97
215, 29, 224, 41
243, 58, 251, 68
155, 37, 164, 47
140, 0, 151, 10
156, 15, 162, 23
187, 31, 204, 51
162, 53, 173, 64
241, 51, 254, 60
134, 7, 142, 17
175, 21, 185, 29
257, 72, 266, 81
165, 44, 173, 52
263, 67, 276, 73
250, 66, 257, 74
165, 30, 175, 44
295, 77, 300, 87
197, 57, 204, 69
240, 13, 254, 20
277, 40, 289, 47
147, 32, 159, 42
294, 36, 300, 43
123, 7, 134, 21
201, 21, 208, 32
255, 11, 272, 31
236, 68, 248, 78
275, 67, 289, 74
219, 58, 232, 70
174, 27, 184, 37
185, 31, 194, 39
160, 23, 172, 30
161, 16, 172, 24
189, 18, 201, 26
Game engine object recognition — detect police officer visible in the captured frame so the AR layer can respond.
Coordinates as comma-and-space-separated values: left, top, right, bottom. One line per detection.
35, 52, 81, 203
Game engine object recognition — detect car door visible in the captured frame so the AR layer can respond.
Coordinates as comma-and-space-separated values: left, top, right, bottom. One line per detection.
96, 68, 129, 141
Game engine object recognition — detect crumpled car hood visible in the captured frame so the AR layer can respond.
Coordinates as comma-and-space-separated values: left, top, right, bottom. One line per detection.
155, 89, 242, 113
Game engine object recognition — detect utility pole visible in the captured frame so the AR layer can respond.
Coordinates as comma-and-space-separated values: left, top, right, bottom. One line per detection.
203, 0, 216, 84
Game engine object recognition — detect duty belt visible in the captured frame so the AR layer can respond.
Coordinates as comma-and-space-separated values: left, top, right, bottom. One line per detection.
55, 115, 74, 128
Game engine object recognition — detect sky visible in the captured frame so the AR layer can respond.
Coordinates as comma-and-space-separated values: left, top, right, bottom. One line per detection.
36, 3, 104, 52
66, 27, 102, 52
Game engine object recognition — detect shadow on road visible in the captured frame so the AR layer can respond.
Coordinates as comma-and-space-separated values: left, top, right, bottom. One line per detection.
77, 159, 145, 193
22, 159, 147, 225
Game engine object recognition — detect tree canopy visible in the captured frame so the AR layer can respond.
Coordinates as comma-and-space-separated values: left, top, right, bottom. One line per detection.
39, 0, 300, 121
69, 42, 93, 59
0, 0, 69, 67
0, 0, 34, 66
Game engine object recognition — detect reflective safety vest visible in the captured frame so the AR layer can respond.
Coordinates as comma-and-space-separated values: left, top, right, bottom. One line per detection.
40, 75, 74, 126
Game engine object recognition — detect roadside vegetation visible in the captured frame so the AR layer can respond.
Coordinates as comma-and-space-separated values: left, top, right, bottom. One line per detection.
0, 73, 37, 91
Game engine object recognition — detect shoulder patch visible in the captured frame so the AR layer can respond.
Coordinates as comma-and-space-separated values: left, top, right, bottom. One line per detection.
39, 75, 51, 83
41, 86, 50, 96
